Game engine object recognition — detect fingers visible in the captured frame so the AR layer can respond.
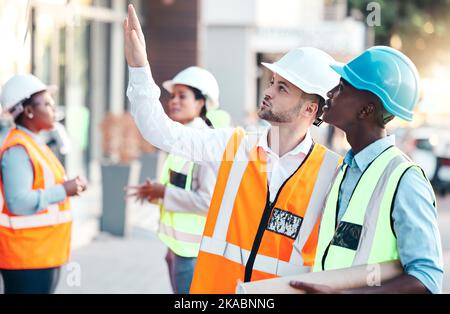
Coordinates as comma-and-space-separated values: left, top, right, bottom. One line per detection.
126, 192, 140, 198
123, 17, 129, 32
130, 29, 142, 50
124, 185, 141, 191
289, 281, 315, 293
73, 176, 87, 194
128, 4, 145, 44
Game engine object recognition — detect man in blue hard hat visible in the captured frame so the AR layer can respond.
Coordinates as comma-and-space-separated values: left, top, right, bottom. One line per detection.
290, 46, 443, 293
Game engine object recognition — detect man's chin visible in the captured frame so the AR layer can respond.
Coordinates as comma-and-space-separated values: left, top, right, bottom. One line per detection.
322, 112, 332, 124
257, 109, 267, 120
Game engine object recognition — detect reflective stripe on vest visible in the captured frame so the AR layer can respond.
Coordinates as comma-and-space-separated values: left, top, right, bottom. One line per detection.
158, 154, 206, 257
313, 146, 428, 272
200, 236, 310, 276
0, 128, 72, 269
0, 210, 72, 229
190, 127, 342, 293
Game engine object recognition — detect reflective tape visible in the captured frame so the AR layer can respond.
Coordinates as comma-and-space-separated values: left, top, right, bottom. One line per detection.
212, 133, 258, 240
290, 149, 341, 264
352, 155, 405, 266
0, 210, 72, 229
159, 222, 203, 243
200, 236, 310, 277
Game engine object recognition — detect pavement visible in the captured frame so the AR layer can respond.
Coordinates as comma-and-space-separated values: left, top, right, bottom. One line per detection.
52, 185, 450, 294
56, 183, 172, 294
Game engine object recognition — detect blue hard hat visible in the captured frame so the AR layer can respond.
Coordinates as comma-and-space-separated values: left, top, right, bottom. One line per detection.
330, 46, 420, 121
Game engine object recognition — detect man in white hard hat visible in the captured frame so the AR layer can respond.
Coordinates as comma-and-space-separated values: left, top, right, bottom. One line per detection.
124, 5, 342, 293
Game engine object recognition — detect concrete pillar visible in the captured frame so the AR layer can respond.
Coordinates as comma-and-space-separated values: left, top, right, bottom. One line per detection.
204, 26, 257, 126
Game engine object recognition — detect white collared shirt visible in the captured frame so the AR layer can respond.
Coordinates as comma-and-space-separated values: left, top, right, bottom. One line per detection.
127, 65, 314, 202
257, 127, 313, 200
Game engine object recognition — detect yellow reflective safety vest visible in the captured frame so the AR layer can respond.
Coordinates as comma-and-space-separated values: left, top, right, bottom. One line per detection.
206, 109, 231, 129
313, 145, 434, 271
190, 127, 342, 293
158, 154, 206, 257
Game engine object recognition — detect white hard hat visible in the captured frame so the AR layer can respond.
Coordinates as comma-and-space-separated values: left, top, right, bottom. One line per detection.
163, 66, 220, 110
0, 74, 56, 118
262, 47, 340, 99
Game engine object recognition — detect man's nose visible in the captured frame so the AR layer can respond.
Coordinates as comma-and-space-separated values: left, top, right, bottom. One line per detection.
263, 87, 274, 99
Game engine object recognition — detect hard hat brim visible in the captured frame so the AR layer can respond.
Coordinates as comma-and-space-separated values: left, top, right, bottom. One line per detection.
261, 62, 326, 99
162, 80, 174, 93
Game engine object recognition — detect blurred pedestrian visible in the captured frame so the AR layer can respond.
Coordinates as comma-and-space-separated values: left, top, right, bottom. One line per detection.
0, 74, 87, 294
126, 66, 224, 294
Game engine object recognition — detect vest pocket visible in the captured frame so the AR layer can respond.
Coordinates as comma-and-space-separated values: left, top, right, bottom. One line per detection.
169, 170, 188, 189
330, 221, 362, 251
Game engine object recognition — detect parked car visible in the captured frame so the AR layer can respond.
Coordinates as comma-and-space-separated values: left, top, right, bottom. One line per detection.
395, 126, 450, 196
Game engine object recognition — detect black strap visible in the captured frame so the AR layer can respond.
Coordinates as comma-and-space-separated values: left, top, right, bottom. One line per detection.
244, 143, 315, 282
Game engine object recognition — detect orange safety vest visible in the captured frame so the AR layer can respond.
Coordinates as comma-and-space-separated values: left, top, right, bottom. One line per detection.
190, 128, 342, 293
0, 128, 72, 270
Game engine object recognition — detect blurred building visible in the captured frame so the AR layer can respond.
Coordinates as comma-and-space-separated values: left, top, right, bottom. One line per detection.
200, 0, 368, 125
0, 0, 138, 182
0, 0, 369, 180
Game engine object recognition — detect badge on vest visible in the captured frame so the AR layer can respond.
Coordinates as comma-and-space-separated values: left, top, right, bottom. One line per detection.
331, 221, 362, 250
169, 170, 188, 189
266, 208, 303, 240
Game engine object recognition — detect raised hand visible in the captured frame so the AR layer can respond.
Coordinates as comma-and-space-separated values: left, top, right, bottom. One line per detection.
124, 4, 148, 67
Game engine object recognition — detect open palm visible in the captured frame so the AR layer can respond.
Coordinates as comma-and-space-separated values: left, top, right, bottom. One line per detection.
124, 4, 148, 67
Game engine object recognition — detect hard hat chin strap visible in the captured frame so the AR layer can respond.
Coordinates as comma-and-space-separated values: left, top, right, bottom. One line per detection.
313, 117, 324, 127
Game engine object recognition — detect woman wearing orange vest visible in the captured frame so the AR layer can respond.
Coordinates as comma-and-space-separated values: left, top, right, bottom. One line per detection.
0, 74, 87, 294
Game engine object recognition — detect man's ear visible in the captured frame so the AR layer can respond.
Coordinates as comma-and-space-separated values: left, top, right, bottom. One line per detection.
303, 101, 319, 118
358, 103, 376, 120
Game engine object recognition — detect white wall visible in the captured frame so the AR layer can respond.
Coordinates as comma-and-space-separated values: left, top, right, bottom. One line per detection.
256, 0, 323, 28
202, 0, 324, 28
201, 0, 366, 125
0, 0, 31, 84
252, 18, 366, 56
203, 26, 257, 124
202, 0, 257, 26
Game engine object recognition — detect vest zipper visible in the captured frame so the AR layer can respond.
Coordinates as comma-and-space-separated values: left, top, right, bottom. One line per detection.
244, 143, 315, 282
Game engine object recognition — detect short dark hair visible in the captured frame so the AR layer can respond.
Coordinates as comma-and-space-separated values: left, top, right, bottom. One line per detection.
368, 93, 394, 128
316, 96, 326, 119
186, 86, 214, 128
301, 92, 325, 118
14, 95, 36, 125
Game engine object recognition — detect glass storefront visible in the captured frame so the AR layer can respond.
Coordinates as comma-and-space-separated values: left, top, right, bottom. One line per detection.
1, 0, 137, 180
